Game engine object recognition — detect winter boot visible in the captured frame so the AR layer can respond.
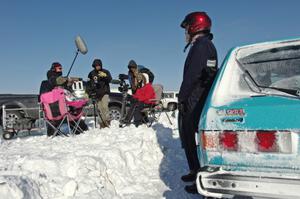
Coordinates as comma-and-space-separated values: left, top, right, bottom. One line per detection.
134, 120, 143, 128
181, 171, 197, 182
105, 120, 111, 127
184, 183, 198, 194
99, 122, 106, 129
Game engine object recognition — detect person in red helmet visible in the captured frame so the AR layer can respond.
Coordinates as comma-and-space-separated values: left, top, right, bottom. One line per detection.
178, 12, 218, 194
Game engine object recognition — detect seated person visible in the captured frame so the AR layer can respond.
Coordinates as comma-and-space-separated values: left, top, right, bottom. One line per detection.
41, 62, 88, 136
123, 73, 156, 127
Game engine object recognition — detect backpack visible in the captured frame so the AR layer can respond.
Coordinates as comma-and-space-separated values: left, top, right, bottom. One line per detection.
138, 65, 154, 83
38, 80, 53, 102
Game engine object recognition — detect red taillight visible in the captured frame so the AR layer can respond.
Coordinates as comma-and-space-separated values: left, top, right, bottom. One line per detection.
202, 131, 238, 151
220, 131, 238, 151
256, 131, 278, 152
201, 130, 292, 153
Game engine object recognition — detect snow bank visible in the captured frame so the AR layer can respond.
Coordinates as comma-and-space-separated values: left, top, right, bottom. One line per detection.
0, 112, 198, 199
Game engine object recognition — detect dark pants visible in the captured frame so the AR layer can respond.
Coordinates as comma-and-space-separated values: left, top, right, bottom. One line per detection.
180, 84, 212, 172
124, 99, 146, 126
180, 101, 202, 172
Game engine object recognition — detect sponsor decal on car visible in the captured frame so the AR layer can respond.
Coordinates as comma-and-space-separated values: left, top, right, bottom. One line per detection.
216, 108, 245, 116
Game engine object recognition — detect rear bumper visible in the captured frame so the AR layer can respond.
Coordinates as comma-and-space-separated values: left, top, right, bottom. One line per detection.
196, 167, 300, 199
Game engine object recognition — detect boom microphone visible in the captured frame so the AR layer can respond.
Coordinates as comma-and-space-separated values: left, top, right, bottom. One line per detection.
66, 35, 88, 77
75, 36, 88, 55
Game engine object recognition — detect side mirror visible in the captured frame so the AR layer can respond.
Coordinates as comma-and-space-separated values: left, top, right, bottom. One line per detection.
75, 35, 88, 55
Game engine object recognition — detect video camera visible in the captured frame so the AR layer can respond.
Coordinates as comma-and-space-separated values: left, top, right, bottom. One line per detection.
85, 79, 98, 100
111, 74, 130, 93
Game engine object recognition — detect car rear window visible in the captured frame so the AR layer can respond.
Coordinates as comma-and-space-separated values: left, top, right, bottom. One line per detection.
211, 40, 300, 106
163, 93, 174, 98
238, 45, 300, 89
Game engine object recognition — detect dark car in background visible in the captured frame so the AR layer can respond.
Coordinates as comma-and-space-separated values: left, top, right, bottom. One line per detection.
0, 94, 40, 126
0, 92, 124, 138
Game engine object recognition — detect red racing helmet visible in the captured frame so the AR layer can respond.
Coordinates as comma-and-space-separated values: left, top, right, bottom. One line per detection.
181, 12, 211, 35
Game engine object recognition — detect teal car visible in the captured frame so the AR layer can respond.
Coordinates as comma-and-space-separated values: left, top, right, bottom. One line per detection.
196, 38, 300, 198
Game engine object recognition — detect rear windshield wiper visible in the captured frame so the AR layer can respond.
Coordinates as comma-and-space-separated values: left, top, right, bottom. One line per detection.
259, 86, 300, 97
236, 57, 262, 93
236, 56, 300, 97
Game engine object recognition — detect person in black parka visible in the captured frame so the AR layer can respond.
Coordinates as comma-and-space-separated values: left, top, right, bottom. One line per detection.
178, 12, 218, 193
87, 58, 112, 128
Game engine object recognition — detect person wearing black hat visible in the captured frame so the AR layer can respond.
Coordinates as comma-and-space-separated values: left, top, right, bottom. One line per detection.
87, 58, 112, 128
42, 62, 88, 136
127, 60, 139, 94
46, 62, 76, 90
127, 59, 155, 94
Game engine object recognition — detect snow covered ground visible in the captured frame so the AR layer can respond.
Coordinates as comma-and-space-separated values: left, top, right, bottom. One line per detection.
0, 112, 201, 199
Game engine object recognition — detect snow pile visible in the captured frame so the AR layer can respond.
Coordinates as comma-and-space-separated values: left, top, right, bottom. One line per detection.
0, 112, 197, 199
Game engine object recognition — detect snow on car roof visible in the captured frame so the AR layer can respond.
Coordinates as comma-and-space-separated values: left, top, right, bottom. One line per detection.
236, 37, 300, 60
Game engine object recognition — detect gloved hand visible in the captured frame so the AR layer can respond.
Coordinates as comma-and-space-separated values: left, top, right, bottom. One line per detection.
67, 77, 76, 86
98, 71, 107, 78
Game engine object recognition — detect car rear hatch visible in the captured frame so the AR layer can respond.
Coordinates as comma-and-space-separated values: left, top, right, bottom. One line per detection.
200, 38, 300, 173
200, 96, 300, 173
197, 38, 300, 198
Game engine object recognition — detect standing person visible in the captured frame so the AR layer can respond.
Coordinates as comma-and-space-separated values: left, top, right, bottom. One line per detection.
87, 58, 112, 128
127, 59, 141, 94
127, 59, 154, 94
178, 12, 218, 193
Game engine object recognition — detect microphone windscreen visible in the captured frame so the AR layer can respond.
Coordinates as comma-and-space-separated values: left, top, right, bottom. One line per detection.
75, 36, 88, 55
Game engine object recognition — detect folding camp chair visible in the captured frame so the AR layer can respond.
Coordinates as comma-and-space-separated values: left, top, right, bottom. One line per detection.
40, 87, 88, 137
142, 84, 173, 126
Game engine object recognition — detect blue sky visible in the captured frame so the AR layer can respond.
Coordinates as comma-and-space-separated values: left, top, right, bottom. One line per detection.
1, 0, 300, 93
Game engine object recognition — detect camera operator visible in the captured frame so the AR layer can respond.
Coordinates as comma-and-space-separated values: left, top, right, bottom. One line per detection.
127, 60, 140, 94
123, 73, 156, 127
87, 58, 112, 128
127, 60, 155, 94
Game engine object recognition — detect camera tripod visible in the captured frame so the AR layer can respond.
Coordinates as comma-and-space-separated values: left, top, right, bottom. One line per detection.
91, 98, 109, 128
118, 81, 130, 127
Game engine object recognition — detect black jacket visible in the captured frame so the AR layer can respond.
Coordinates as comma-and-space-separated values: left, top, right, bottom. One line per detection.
46, 70, 69, 89
87, 68, 112, 99
178, 34, 218, 109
